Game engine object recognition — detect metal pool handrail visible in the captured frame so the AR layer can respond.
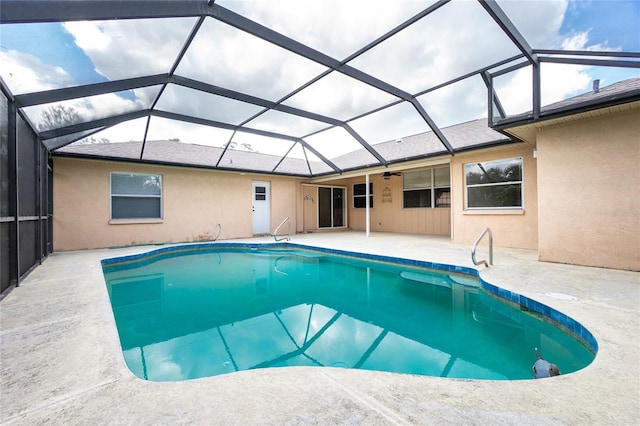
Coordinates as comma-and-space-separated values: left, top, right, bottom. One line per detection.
274, 217, 291, 242
213, 223, 222, 241
472, 227, 493, 267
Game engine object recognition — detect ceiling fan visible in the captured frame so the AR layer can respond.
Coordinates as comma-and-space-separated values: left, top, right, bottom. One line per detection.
382, 171, 402, 180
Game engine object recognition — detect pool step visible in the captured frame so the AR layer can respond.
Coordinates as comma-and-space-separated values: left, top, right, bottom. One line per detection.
400, 271, 451, 288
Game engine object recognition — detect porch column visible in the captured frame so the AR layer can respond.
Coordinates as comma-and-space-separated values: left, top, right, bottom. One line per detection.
365, 173, 370, 237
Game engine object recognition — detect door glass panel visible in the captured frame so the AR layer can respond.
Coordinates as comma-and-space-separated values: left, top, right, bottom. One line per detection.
318, 187, 332, 228
332, 188, 344, 227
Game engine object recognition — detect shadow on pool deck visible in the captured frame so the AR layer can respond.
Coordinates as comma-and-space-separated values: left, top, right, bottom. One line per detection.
1, 232, 638, 425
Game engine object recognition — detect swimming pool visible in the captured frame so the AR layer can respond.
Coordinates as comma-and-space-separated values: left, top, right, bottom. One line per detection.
102, 243, 596, 382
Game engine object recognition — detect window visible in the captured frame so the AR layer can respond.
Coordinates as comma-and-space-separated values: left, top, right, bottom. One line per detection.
434, 167, 451, 208
403, 167, 450, 208
353, 183, 373, 208
465, 157, 522, 209
111, 172, 162, 219
254, 186, 266, 201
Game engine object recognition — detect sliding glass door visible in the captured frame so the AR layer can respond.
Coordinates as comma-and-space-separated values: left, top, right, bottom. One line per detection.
318, 187, 345, 228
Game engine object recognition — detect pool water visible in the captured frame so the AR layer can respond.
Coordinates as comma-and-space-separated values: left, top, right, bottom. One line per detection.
102, 244, 595, 382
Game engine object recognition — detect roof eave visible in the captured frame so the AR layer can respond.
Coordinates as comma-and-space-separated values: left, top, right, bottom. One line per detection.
50, 151, 314, 178
492, 89, 640, 131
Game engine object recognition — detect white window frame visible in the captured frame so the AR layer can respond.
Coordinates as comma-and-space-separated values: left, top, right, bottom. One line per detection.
402, 167, 450, 209
464, 157, 523, 210
110, 172, 163, 220
353, 182, 373, 209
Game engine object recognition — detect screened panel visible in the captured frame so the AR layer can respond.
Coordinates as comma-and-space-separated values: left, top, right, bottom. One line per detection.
1, 0, 637, 180
349, 0, 520, 93
282, 71, 396, 121
304, 127, 378, 169
217, 0, 431, 60
538, 62, 625, 109
229, 132, 294, 158
145, 117, 234, 149
271, 143, 312, 175
349, 102, 431, 146
61, 18, 196, 81
18, 220, 37, 276
87, 118, 148, 144
0, 91, 9, 217
0, 19, 195, 94
417, 76, 487, 128
23, 89, 158, 132
1, 222, 16, 293
155, 85, 265, 125
43, 128, 107, 150
493, 67, 533, 117
17, 117, 37, 217
245, 109, 328, 138
175, 18, 327, 102
305, 150, 335, 176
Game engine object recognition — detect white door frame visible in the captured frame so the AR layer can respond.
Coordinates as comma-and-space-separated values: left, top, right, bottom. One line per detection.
252, 181, 270, 235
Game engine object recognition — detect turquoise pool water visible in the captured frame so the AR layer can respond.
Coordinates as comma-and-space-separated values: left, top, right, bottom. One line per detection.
102, 243, 596, 382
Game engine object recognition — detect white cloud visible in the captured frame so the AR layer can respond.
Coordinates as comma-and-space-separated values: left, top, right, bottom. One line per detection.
63, 18, 195, 80
0, 50, 73, 94
218, 0, 427, 60
497, 0, 569, 48
1, 1, 633, 157
144, 117, 234, 147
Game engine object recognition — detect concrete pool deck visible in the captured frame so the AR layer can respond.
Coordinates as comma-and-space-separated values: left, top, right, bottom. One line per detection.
1, 232, 638, 425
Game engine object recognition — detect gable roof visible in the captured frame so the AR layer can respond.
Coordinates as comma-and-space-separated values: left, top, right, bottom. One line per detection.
495, 78, 640, 130
54, 118, 512, 177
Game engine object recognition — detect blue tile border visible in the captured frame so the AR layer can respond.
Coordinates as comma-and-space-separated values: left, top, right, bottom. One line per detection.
101, 241, 598, 354
477, 276, 598, 354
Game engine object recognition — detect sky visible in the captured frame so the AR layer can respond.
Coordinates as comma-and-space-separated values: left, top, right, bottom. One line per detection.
1, 0, 638, 160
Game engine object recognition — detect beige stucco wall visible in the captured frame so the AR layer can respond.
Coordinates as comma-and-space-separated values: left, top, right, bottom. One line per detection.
53, 157, 300, 251
303, 172, 450, 235
450, 144, 539, 249
535, 108, 640, 270
345, 174, 451, 235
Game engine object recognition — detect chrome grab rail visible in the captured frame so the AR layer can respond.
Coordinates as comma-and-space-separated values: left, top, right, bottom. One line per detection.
274, 217, 291, 242
213, 223, 222, 241
471, 227, 493, 267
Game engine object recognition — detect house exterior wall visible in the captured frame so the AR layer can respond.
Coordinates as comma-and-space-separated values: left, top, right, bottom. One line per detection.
344, 174, 451, 235
535, 108, 639, 270
450, 144, 539, 249
53, 157, 300, 251
302, 173, 451, 235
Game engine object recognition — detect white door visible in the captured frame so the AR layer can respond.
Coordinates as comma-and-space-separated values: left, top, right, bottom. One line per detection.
252, 181, 271, 235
